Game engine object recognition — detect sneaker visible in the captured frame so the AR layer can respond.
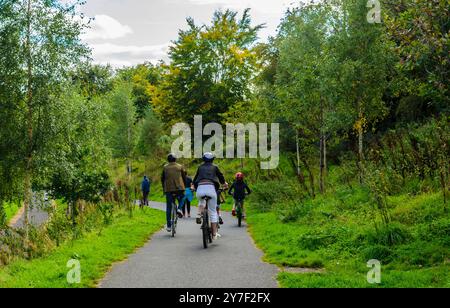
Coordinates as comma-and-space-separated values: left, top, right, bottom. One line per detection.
219, 216, 224, 225
166, 226, 171, 232
177, 209, 184, 218
213, 233, 222, 240
196, 215, 202, 224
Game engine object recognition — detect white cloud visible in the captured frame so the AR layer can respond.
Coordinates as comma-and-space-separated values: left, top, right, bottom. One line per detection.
187, 0, 294, 15
82, 15, 133, 40
89, 42, 170, 67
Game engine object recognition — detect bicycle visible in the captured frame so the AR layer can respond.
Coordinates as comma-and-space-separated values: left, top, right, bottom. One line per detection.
200, 195, 213, 248
170, 192, 180, 238
235, 199, 244, 227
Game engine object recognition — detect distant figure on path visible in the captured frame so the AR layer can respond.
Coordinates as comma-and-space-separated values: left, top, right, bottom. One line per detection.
181, 175, 194, 218
141, 176, 151, 206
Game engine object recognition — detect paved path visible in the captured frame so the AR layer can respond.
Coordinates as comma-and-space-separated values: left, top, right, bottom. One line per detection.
99, 201, 279, 288
12, 205, 49, 229
10, 192, 49, 229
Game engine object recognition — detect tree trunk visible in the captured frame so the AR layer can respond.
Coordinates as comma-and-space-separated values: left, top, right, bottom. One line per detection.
23, 0, 34, 238
127, 116, 132, 181
319, 134, 325, 194
302, 157, 315, 198
295, 132, 309, 195
357, 104, 365, 184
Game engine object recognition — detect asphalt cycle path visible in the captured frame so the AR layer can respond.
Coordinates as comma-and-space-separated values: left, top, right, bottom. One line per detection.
99, 201, 279, 288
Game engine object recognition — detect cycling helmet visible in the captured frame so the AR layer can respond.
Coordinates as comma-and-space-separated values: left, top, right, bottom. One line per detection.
235, 172, 244, 180
202, 152, 215, 163
167, 153, 177, 162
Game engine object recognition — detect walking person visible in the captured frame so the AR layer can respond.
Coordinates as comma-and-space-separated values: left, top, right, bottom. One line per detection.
141, 175, 151, 206
181, 175, 194, 218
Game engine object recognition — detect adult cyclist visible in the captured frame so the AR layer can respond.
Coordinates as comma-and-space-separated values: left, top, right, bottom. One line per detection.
161, 153, 187, 232
193, 152, 228, 240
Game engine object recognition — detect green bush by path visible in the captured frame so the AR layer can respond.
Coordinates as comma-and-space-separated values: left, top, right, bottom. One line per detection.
0, 208, 165, 288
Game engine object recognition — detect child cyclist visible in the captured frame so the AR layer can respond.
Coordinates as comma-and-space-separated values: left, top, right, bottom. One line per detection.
228, 172, 251, 218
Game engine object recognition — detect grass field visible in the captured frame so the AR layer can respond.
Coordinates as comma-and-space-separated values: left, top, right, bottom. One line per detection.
0, 208, 165, 288
247, 187, 450, 288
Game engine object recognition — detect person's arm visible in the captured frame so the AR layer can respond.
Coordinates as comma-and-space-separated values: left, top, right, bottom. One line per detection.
245, 182, 252, 195
181, 166, 187, 187
193, 169, 199, 190
228, 182, 235, 196
216, 166, 226, 185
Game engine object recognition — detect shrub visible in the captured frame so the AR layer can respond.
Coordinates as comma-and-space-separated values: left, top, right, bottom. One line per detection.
366, 222, 411, 246
362, 245, 393, 263
251, 179, 305, 213
297, 232, 336, 251
275, 201, 311, 223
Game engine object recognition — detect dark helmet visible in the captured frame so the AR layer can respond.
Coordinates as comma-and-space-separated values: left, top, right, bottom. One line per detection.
202, 152, 215, 163
167, 153, 177, 162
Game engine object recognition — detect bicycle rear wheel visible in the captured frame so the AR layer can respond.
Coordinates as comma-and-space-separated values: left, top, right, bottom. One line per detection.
171, 202, 177, 237
237, 202, 242, 227
202, 212, 209, 249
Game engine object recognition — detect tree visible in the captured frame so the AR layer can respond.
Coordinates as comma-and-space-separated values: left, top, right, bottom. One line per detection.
0, 0, 89, 234
384, 0, 450, 118
330, 0, 391, 182
152, 9, 263, 126
48, 87, 111, 225
107, 80, 139, 180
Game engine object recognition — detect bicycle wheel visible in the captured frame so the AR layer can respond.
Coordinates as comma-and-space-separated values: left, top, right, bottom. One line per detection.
237, 202, 242, 227
171, 201, 177, 237
202, 212, 209, 249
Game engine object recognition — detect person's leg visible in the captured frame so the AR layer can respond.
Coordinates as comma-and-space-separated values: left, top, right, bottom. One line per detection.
206, 186, 219, 237
186, 200, 191, 217
196, 186, 207, 224
176, 193, 184, 217
181, 198, 186, 216
165, 193, 173, 228
143, 191, 149, 206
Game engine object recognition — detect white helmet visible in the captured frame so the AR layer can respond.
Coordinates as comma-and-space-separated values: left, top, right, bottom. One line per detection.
202, 152, 215, 162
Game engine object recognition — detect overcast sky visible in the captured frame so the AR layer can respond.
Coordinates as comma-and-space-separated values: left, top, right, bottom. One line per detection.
77, 0, 297, 67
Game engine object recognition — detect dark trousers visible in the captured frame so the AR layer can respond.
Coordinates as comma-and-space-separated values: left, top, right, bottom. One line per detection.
165, 192, 184, 227
182, 200, 191, 216
142, 191, 149, 206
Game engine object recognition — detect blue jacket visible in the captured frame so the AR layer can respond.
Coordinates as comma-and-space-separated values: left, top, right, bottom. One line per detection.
141, 178, 151, 192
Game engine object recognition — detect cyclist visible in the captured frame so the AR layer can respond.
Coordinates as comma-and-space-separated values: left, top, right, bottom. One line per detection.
193, 152, 228, 240
228, 172, 251, 218
161, 153, 187, 232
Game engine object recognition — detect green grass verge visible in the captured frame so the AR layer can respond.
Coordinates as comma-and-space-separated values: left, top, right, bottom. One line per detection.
0, 208, 165, 288
278, 266, 450, 288
247, 187, 450, 288
4, 201, 21, 223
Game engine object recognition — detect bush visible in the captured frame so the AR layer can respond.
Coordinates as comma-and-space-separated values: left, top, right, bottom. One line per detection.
251, 179, 305, 213
362, 245, 393, 263
366, 223, 411, 246
275, 201, 311, 223
297, 232, 336, 251
395, 241, 448, 266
